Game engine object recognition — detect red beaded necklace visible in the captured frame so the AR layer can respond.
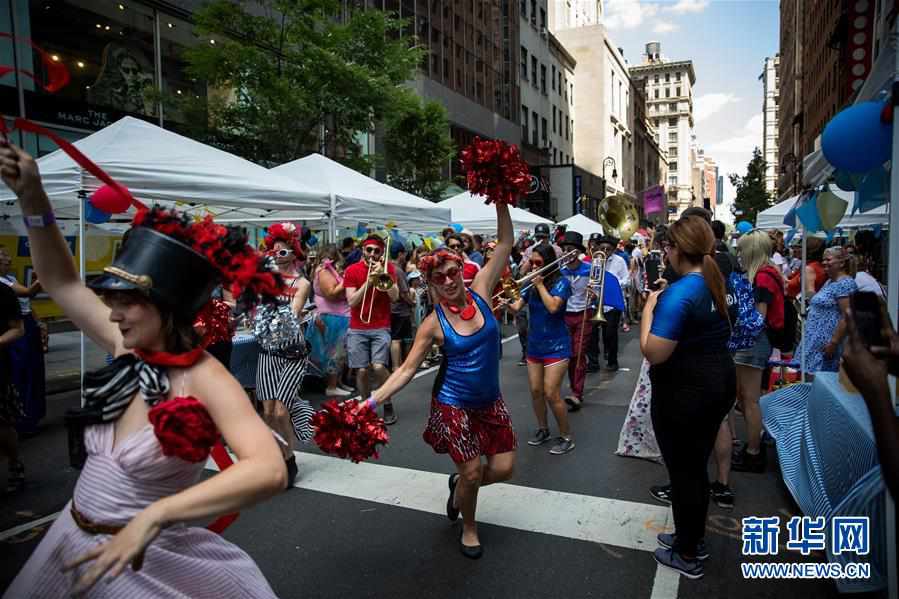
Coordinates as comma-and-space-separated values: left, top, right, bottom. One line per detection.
443, 291, 477, 321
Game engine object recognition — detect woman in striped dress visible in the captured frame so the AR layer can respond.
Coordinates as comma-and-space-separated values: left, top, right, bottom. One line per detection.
255, 223, 315, 486
0, 142, 284, 597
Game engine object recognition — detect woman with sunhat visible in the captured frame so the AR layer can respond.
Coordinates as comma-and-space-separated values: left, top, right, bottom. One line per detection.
0, 140, 284, 597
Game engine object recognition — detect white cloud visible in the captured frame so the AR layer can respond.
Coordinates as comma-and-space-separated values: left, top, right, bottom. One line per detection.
694, 93, 739, 123
604, 0, 659, 30
705, 113, 763, 156
652, 21, 679, 33
665, 0, 710, 14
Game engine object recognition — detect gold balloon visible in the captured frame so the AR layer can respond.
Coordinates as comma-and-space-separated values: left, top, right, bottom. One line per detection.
816, 190, 848, 231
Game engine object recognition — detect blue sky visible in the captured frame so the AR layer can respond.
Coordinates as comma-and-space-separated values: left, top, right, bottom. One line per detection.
601, 0, 780, 212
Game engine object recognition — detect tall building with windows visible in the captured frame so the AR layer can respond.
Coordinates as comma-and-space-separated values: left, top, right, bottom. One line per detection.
629, 42, 697, 217
760, 55, 779, 198
548, 0, 603, 31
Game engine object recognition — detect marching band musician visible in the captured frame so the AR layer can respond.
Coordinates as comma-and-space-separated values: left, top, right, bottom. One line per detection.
558, 231, 592, 412
344, 234, 400, 425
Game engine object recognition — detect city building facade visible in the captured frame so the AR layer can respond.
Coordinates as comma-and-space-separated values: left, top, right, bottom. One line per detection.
547, 0, 603, 31
630, 78, 667, 222
629, 42, 697, 218
760, 55, 779, 198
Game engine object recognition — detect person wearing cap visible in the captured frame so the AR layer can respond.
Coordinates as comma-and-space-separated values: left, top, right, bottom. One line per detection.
0, 142, 284, 597
445, 233, 481, 285
558, 231, 592, 411
344, 233, 401, 424
597, 235, 629, 371
520, 223, 563, 273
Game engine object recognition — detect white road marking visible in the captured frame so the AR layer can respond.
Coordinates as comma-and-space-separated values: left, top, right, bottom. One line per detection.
650, 563, 681, 599
0, 511, 62, 542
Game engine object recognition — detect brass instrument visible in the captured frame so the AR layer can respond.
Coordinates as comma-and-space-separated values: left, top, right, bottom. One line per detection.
360, 234, 394, 324
598, 194, 640, 241
492, 249, 579, 302
576, 251, 607, 369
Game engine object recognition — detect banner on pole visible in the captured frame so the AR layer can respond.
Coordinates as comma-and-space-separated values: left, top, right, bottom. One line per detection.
643, 185, 665, 215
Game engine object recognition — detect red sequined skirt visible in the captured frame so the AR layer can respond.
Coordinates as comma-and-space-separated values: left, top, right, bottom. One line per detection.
422, 397, 517, 464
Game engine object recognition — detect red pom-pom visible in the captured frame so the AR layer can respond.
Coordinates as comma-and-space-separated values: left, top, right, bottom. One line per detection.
311, 400, 389, 463
460, 137, 531, 206
90, 184, 132, 214
148, 396, 218, 463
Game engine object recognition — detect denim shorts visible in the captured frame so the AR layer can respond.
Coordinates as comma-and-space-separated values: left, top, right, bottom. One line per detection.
732, 332, 772, 370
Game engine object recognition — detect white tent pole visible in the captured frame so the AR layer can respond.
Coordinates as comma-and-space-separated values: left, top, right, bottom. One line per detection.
329, 192, 337, 243
800, 223, 806, 383
77, 181, 86, 406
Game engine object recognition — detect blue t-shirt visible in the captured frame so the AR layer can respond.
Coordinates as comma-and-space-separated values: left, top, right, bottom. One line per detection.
525, 277, 572, 359
650, 273, 730, 358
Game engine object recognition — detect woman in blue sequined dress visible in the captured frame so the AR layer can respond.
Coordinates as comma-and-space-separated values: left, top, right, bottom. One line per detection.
368, 202, 514, 560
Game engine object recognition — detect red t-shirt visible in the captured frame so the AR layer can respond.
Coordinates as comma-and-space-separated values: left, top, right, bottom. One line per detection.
754, 265, 785, 331
344, 260, 397, 330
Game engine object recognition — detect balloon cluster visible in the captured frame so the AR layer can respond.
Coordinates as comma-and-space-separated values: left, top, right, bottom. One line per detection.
312, 400, 389, 463
460, 137, 531, 206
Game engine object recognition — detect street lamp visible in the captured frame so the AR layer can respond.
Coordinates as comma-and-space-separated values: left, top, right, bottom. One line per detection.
601, 157, 617, 198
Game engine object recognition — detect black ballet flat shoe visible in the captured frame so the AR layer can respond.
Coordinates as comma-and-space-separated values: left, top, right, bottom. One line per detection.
447, 473, 460, 521
459, 530, 483, 560
285, 456, 298, 491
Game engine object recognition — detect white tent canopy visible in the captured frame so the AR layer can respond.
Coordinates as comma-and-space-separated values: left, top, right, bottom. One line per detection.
438, 192, 554, 235
0, 117, 331, 223
271, 154, 450, 234
558, 213, 603, 238
755, 190, 889, 230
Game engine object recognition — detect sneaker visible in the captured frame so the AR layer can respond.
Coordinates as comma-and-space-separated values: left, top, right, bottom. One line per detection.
710, 481, 735, 509
549, 437, 576, 455
586, 363, 600, 373
325, 387, 352, 398
650, 484, 672, 505
518, 358, 527, 366
657, 533, 710, 561
527, 428, 551, 446
606, 362, 619, 372
731, 447, 766, 473
564, 396, 582, 412
653, 547, 705, 579
383, 402, 398, 426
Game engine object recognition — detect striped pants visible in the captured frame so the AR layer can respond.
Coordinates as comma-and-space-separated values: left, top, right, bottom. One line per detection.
256, 351, 314, 442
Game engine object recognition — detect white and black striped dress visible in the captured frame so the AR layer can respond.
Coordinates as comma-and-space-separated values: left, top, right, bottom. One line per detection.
255, 276, 314, 442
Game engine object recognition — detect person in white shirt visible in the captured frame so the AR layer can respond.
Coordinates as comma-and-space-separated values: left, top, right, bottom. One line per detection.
593, 235, 628, 371
769, 230, 789, 276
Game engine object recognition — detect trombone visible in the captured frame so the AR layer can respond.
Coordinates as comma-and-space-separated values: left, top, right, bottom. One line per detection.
576, 251, 607, 368
492, 249, 579, 302
359, 234, 394, 324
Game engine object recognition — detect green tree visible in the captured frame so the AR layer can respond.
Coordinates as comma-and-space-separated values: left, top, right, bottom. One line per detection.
383, 91, 455, 201
172, 0, 451, 188
729, 147, 772, 225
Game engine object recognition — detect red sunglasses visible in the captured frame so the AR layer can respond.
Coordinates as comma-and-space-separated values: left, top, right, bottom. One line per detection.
430, 266, 461, 285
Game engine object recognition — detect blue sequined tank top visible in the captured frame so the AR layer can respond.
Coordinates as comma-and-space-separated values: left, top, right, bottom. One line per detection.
432, 290, 501, 408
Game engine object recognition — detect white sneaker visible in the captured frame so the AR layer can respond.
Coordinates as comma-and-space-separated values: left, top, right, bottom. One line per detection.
325, 387, 352, 397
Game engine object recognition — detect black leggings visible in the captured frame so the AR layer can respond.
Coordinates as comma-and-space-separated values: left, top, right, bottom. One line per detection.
650, 352, 736, 556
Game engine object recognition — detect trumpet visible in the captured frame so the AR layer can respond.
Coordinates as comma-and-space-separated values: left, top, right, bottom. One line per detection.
360, 235, 394, 324
576, 251, 607, 369
492, 249, 579, 302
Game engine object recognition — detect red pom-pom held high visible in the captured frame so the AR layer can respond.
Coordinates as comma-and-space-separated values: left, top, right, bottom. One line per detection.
459, 137, 531, 207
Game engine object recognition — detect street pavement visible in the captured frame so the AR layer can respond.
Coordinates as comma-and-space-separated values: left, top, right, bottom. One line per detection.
0, 327, 865, 598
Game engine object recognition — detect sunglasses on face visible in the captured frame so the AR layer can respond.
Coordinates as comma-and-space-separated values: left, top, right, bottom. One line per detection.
269, 248, 293, 258
363, 246, 383, 256
430, 266, 461, 285
447, 243, 463, 251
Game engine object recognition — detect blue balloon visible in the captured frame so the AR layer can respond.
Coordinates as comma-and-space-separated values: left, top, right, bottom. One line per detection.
735, 220, 753, 234
822, 101, 892, 173
451, 223, 463, 233
856, 166, 889, 213
84, 200, 111, 224
832, 169, 862, 192
307, 234, 319, 247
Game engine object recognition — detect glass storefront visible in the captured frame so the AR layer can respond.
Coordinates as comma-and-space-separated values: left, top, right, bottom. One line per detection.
1, 0, 207, 153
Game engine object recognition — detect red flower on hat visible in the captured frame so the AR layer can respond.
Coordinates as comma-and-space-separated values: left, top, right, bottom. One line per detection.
148, 396, 218, 463
460, 137, 531, 206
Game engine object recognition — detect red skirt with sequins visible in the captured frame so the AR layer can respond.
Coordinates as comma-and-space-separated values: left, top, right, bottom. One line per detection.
422, 397, 517, 464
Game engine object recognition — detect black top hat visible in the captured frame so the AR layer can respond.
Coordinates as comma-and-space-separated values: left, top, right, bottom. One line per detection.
534, 223, 550, 237
588, 232, 603, 244
89, 227, 220, 319
559, 231, 585, 253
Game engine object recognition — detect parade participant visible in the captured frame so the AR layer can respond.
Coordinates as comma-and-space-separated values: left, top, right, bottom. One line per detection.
507, 244, 575, 455
309, 245, 352, 398
0, 247, 45, 436
389, 242, 415, 381
344, 233, 400, 424
641, 215, 735, 579
597, 236, 628, 371
445, 233, 480, 285
256, 222, 315, 482
0, 141, 284, 597
193, 288, 235, 368
520, 223, 562, 273
558, 231, 592, 411
0, 282, 23, 492
366, 202, 515, 559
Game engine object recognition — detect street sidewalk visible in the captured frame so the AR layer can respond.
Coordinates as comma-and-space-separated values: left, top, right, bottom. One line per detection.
44, 332, 108, 395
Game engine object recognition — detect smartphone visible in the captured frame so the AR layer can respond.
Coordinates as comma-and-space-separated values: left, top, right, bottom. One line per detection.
645, 254, 662, 291
850, 292, 887, 349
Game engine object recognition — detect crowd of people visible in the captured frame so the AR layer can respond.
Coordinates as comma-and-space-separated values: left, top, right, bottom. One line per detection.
0, 130, 896, 594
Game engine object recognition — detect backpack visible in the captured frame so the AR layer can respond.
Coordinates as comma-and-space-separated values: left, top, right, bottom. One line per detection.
757, 269, 798, 353
726, 271, 765, 353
